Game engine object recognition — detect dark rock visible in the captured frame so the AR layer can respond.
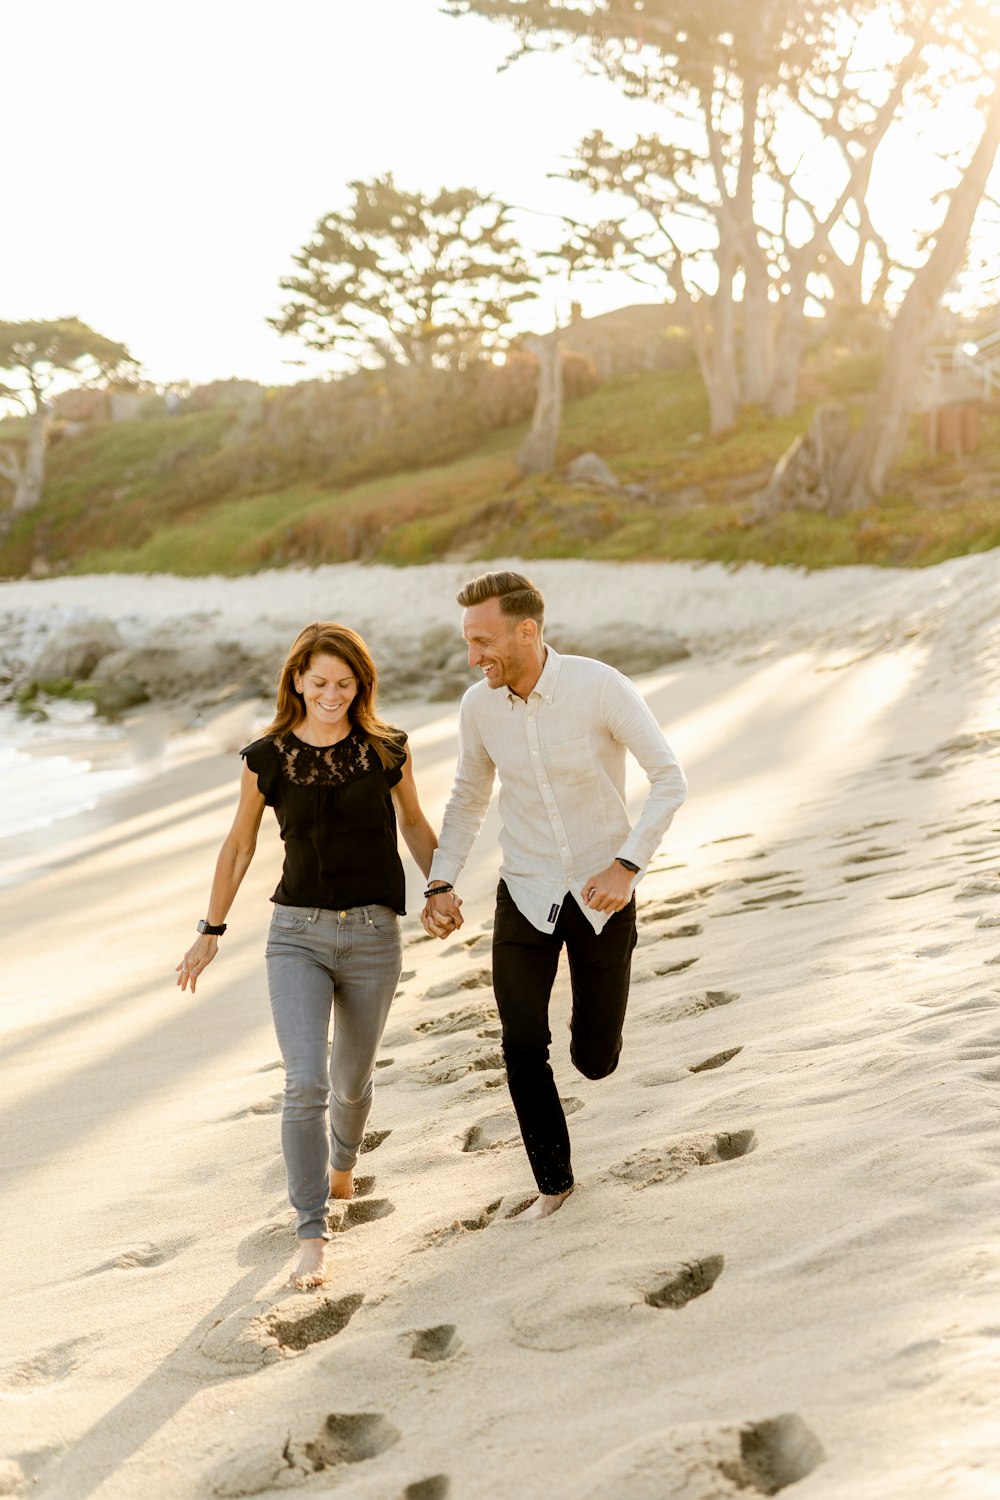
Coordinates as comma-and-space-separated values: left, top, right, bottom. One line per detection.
30, 619, 123, 682
565, 452, 619, 489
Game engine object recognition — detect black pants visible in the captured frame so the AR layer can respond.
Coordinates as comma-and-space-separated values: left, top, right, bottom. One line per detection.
491, 880, 638, 1195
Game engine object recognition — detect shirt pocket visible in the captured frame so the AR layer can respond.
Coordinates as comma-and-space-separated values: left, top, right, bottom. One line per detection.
543, 734, 594, 786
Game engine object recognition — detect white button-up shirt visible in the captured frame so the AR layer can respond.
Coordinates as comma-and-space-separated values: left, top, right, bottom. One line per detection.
429, 647, 687, 934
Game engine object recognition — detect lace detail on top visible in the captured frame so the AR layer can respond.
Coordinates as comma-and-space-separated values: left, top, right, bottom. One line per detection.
274, 730, 373, 786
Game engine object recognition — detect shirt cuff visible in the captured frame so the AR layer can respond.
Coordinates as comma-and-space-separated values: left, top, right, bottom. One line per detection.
428, 851, 462, 887
616, 843, 647, 874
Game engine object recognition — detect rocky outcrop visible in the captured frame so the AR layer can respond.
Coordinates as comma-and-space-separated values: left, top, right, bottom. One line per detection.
29, 619, 123, 682
0, 602, 691, 722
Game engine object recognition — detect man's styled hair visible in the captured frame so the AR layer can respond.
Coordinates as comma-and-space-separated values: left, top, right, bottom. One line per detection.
456, 570, 545, 625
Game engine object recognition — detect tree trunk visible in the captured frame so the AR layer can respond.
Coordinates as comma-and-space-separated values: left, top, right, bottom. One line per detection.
687, 263, 740, 434
830, 96, 1000, 511
518, 331, 562, 475
769, 290, 810, 419
10, 410, 51, 514
741, 256, 775, 405
756, 404, 852, 516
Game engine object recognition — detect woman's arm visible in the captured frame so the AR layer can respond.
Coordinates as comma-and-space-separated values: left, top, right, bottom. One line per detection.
176, 762, 267, 992
391, 747, 444, 883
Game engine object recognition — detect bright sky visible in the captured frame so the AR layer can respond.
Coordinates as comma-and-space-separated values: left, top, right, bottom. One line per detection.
5, 1, 996, 391
5, 0, 670, 388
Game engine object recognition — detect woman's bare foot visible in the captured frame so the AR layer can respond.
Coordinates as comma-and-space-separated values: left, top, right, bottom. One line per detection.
510, 1188, 574, 1222
329, 1167, 354, 1200
289, 1238, 326, 1288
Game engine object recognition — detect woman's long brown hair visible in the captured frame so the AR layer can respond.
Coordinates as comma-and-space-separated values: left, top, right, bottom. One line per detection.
264, 623, 401, 770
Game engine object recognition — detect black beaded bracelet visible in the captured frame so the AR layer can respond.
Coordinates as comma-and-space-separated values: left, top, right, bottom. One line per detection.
424, 882, 454, 899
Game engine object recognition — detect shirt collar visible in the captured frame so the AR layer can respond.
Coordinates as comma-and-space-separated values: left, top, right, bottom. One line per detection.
506, 645, 561, 706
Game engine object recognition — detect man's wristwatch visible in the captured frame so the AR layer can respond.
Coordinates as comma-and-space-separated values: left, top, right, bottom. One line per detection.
197, 918, 227, 936
615, 858, 640, 874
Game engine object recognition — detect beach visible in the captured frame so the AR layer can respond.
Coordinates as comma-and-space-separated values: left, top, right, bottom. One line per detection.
2, 556, 999, 1500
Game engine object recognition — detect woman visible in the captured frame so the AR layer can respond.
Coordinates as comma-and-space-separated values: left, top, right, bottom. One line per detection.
175, 622, 449, 1289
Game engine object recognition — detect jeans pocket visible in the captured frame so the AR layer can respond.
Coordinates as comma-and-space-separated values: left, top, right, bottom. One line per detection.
367, 906, 400, 937
270, 906, 308, 934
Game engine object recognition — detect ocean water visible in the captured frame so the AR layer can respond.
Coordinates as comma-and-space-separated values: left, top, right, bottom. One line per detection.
0, 704, 137, 842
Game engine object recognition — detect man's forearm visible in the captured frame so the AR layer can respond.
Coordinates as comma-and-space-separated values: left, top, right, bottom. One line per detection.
617, 755, 687, 871
429, 717, 496, 885
604, 671, 687, 872
428, 789, 491, 885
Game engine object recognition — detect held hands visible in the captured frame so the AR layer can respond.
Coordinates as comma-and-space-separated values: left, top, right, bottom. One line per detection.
421, 889, 464, 940
581, 862, 634, 914
175, 934, 218, 992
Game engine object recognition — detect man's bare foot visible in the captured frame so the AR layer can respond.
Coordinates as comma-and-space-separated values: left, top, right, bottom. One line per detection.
329, 1167, 354, 1200
510, 1187, 574, 1222
288, 1238, 326, 1288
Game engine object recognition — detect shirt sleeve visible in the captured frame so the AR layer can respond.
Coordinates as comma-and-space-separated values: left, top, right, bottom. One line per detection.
383, 728, 408, 789
600, 669, 687, 873
428, 691, 496, 887
240, 738, 280, 807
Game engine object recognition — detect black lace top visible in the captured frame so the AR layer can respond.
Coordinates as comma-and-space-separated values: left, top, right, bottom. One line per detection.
241, 726, 408, 913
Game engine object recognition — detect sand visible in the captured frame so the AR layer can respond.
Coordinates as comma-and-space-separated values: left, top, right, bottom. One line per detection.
2, 556, 999, 1500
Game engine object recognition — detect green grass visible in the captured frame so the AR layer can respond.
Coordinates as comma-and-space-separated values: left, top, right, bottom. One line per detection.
3, 355, 999, 577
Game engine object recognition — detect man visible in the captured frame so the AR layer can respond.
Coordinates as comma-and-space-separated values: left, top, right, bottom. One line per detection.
422, 571, 687, 1220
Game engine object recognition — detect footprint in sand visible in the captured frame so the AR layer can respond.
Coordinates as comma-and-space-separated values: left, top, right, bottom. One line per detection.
417, 1198, 504, 1248
509, 1252, 725, 1353
267, 1294, 365, 1353
642, 989, 740, 1025
886, 881, 955, 899
404, 1478, 450, 1500
361, 1128, 392, 1154
407, 1324, 460, 1362
637, 1047, 743, 1087
738, 887, 804, 908
0, 1338, 90, 1392
200, 1293, 365, 1369
635, 955, 700, 980
689, 1046, 744, 1074
642, 1255, 725, 1309
208, 1412, 400, 1496
956, 875, 1000, 898
840, 847, 905, 866
641, 885, 719, 922
415, 1002, 496, 1036
574, 1412, 824, 1499
607, 1128, 757, 1189
83, 1237, 194, 1275
416, 1046, 506, 1087
327, 1198, 395, 1234
228, 1092, 282, 1119
461, 1098, 583, 1153
635, 922, 703, 947
422, 968, 492, 1001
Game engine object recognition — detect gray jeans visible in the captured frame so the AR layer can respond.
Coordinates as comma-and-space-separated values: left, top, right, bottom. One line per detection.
265, 903, 402, 1240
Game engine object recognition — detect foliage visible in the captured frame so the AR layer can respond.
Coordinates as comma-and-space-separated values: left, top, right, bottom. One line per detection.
270, 176, 539, 370
3, 352, 999, 579
0, 318, 134, 414
446, 0, 1000, 463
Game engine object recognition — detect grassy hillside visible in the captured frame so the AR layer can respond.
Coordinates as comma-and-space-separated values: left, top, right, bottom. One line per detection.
3, 354, 999, 577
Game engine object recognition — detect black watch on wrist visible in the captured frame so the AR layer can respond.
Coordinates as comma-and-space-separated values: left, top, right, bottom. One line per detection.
197, 918, 227, 936
615, 857, 640, 874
